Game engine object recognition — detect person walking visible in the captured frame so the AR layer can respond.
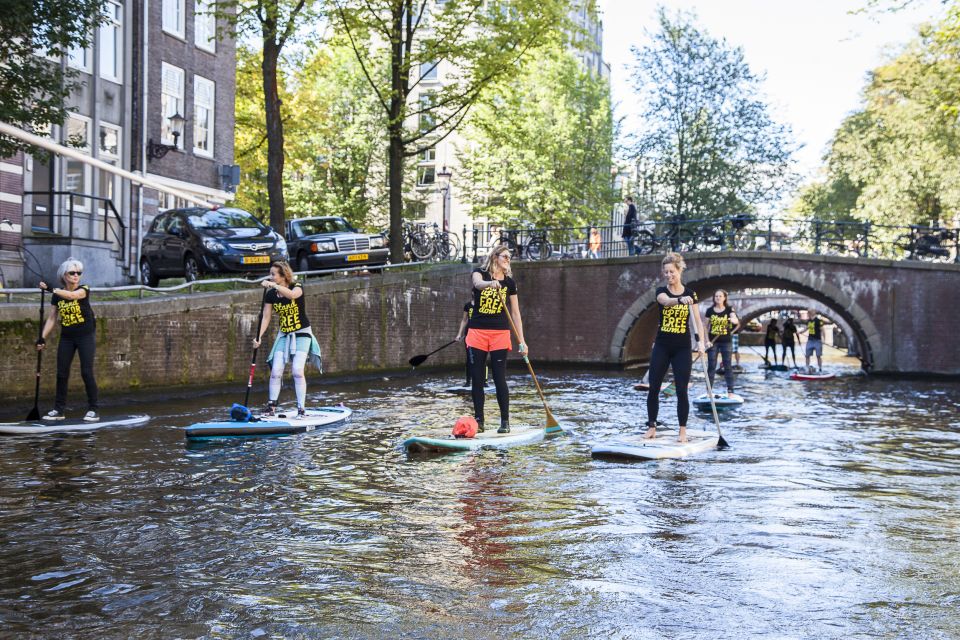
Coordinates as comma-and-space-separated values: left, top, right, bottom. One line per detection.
622, 197, 638, 256
36, 258, 99, 422
645, 252, 706, 444
253, 261, 322, 418
465, 244, 528, 433
781, 316, 799, 368
588, 226, 602, 259
705, 289, 739, 396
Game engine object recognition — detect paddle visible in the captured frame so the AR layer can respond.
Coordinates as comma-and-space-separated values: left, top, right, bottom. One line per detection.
26, 288, 45, 421
499, 289, 561, 433
699, 350, 730, 449
230, 287, 269, 422
408, 340, 458, 368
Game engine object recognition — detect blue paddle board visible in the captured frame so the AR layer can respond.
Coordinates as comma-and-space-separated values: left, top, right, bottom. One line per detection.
185, 405, 352, 439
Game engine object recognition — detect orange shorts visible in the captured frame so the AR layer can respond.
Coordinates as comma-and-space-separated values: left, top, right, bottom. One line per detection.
465, 328, 512, 352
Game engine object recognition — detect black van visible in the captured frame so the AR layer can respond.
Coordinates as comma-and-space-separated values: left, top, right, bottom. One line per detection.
139, 207, 288, 286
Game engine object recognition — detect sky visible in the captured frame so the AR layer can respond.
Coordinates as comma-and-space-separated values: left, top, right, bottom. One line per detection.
598, 0, 948, 180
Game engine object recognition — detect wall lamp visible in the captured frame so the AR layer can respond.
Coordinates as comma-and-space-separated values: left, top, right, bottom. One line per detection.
147, 112, 186, 161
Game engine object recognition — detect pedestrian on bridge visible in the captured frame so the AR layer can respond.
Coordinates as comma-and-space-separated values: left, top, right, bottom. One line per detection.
622, 197, 638, 256
644, 252, 706, 444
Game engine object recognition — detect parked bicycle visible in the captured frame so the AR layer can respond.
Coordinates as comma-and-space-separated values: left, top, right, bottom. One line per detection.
426, 223, 461, 262
895, 225, 956, 261
402, 221, 433, 261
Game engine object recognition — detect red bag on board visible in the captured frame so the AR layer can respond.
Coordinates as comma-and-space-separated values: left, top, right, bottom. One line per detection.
452, 416, 478, 439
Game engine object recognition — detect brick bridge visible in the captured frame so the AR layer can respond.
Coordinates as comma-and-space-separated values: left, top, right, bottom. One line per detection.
0, 252, 955, 403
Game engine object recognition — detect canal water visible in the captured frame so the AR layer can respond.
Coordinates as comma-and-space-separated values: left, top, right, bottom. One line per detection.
1, 355, 958, 639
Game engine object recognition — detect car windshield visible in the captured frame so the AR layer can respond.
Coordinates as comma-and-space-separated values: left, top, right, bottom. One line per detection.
188, 209, 265, 230
295, 218, 355, 236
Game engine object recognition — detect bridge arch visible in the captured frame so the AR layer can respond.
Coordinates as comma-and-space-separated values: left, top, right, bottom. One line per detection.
610, 260, 882, 370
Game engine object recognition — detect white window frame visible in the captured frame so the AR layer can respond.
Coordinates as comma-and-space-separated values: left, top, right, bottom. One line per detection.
193, 75, 215, 158
419, 60, 438, 83
99, 1, 123, 82
64, 115, 93, 210
97, 123, 122, 211
417, 165, 436, 187
160, 62, 185, 145
162, 0, 186, 39
194, 0, 217, 53
67, 39, 92, 73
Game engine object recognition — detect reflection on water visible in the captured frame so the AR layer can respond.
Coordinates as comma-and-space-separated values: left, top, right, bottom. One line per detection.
1, 359, 959, 638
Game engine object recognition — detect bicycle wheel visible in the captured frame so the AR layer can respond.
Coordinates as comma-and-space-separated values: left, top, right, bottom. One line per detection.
409, 230, 434, 261
440, 232, 460, 261
526, 239, 551, 261
635, 230, 657, 255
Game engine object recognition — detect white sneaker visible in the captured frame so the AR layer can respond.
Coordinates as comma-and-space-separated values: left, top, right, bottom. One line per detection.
83, 411, 99, 423
42, 410, 65, 421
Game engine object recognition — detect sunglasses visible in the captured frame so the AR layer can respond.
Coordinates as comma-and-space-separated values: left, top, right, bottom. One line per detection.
67, 271, 83, 276
498, 253, 511, 260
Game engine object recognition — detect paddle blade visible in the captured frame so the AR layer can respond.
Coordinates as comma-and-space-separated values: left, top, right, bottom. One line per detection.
408, 354, 428, 367
717, 434, 731, 449
26, 406, 40, 421
230, 403, 252, 422
544, 411, 561, 433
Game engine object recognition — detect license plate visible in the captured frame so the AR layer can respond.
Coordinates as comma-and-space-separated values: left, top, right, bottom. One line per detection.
242, 255, 270, 265
346, 254, 369, 262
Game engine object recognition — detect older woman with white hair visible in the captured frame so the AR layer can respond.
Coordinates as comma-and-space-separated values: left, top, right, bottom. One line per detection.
36, 257, 99, 422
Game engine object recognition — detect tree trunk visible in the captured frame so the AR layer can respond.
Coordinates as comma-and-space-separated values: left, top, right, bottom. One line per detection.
262, 39, 285, 232
388, 10, 407, 264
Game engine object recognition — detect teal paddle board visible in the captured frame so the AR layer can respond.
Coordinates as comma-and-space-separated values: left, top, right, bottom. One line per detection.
0, 414, 150, 436
591, 429, 720, 460
185, 405, 352, 439
404, 422, 561, 453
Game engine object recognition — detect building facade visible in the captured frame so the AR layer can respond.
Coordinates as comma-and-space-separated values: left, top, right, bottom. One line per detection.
0, 0, 237, 287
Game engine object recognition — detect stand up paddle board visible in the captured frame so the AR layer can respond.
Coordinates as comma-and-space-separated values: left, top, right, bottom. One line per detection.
185, 405, 352, 439
404, 423, 561, 453
693, 392, 744, 409
761, 364, 789, 372
591, 429, 719, 461
442, 384, 496, 394
0, 414, 150, 436
790, 371, 836, 381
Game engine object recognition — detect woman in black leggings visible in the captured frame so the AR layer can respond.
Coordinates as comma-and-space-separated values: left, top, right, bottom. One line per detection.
36, 257, 99, 422
464, 244, 528, 433
645, 252, 706, 443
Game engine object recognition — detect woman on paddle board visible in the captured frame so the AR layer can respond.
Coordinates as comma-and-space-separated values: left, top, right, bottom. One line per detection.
465, 244, 527, 433
705, 289, 739, 396
645, 252, 706, 443
36, 258, 99, 422
253, 261, 321, 418
781, 316, 799, 368
763, 318, 780, 366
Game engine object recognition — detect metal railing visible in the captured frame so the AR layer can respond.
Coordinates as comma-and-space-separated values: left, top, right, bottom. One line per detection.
458, 216, 960, 264
24, 190, 126, 257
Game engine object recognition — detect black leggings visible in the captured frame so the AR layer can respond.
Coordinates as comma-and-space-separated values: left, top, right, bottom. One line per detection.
469, 347, 508, 425
782, 342, 796, 366
646, 340, 692, 427
707, 341, 734, 393
55, 331, 98, 412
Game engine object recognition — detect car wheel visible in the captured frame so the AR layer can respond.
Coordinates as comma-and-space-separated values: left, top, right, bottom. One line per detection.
298, 253, 311, 273
184, 255, 200, 282
140, 259, 159, 287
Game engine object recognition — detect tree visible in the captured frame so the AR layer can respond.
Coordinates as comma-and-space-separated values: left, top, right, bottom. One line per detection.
629, 8, 796, 221
796, 5, 960, 227
332, 0, 575, 263
457, 45, 616, 228
0, 0, 106, 157
219, 0, 323, 232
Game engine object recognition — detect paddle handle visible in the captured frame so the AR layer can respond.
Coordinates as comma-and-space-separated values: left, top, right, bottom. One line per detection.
243, 288, 269, 408
699, 349, 729, 448
425, 339, 457, 358
28, 288, 45, 419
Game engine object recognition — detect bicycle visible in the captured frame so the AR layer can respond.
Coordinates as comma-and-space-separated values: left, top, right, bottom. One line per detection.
895, 225, 956, 261
524, 227, 552, 261
634, 218, 696, 254
426, 223, 461, 262
403, 221, 433, 261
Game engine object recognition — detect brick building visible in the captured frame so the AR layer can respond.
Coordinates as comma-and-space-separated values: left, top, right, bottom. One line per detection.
0, 0, 237, 287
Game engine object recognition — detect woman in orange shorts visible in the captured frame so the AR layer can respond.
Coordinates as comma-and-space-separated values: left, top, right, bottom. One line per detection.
465, 243, 528, 433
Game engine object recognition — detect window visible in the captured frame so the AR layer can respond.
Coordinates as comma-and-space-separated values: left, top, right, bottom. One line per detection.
99, 1, 123, 82
193, 75, 215, 157
419, 60, 438, 82
417, 165, 436, 186
194, 0, 217, 52
67, 40, 91, 73
161, 63, 184, 145
65, 115, 92, 208
98, 124, 121, 206
419, 93, 436, 132
162, 0, 185, 38
421, 147, 436, 162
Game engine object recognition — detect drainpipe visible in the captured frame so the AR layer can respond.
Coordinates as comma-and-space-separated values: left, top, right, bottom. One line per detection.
135, 0, 149, 282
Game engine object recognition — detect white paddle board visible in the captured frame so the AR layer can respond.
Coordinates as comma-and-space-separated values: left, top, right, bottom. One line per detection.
185, 405, 352, 439
790, 372, 836, 381
693, 392, 745, 408
591, 429, 719, 460
0, 414, 150, 435
403, 422, 560, 453
442, 384, 496, 394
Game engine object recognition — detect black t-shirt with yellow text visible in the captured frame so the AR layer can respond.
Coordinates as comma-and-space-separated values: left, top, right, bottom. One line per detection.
655, 286, 697, 346
266, 283, 311, 334
468, 270, 517, 331
807, 318, 823, 341
705, 305, 736, 344
52, 285, 95, 337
